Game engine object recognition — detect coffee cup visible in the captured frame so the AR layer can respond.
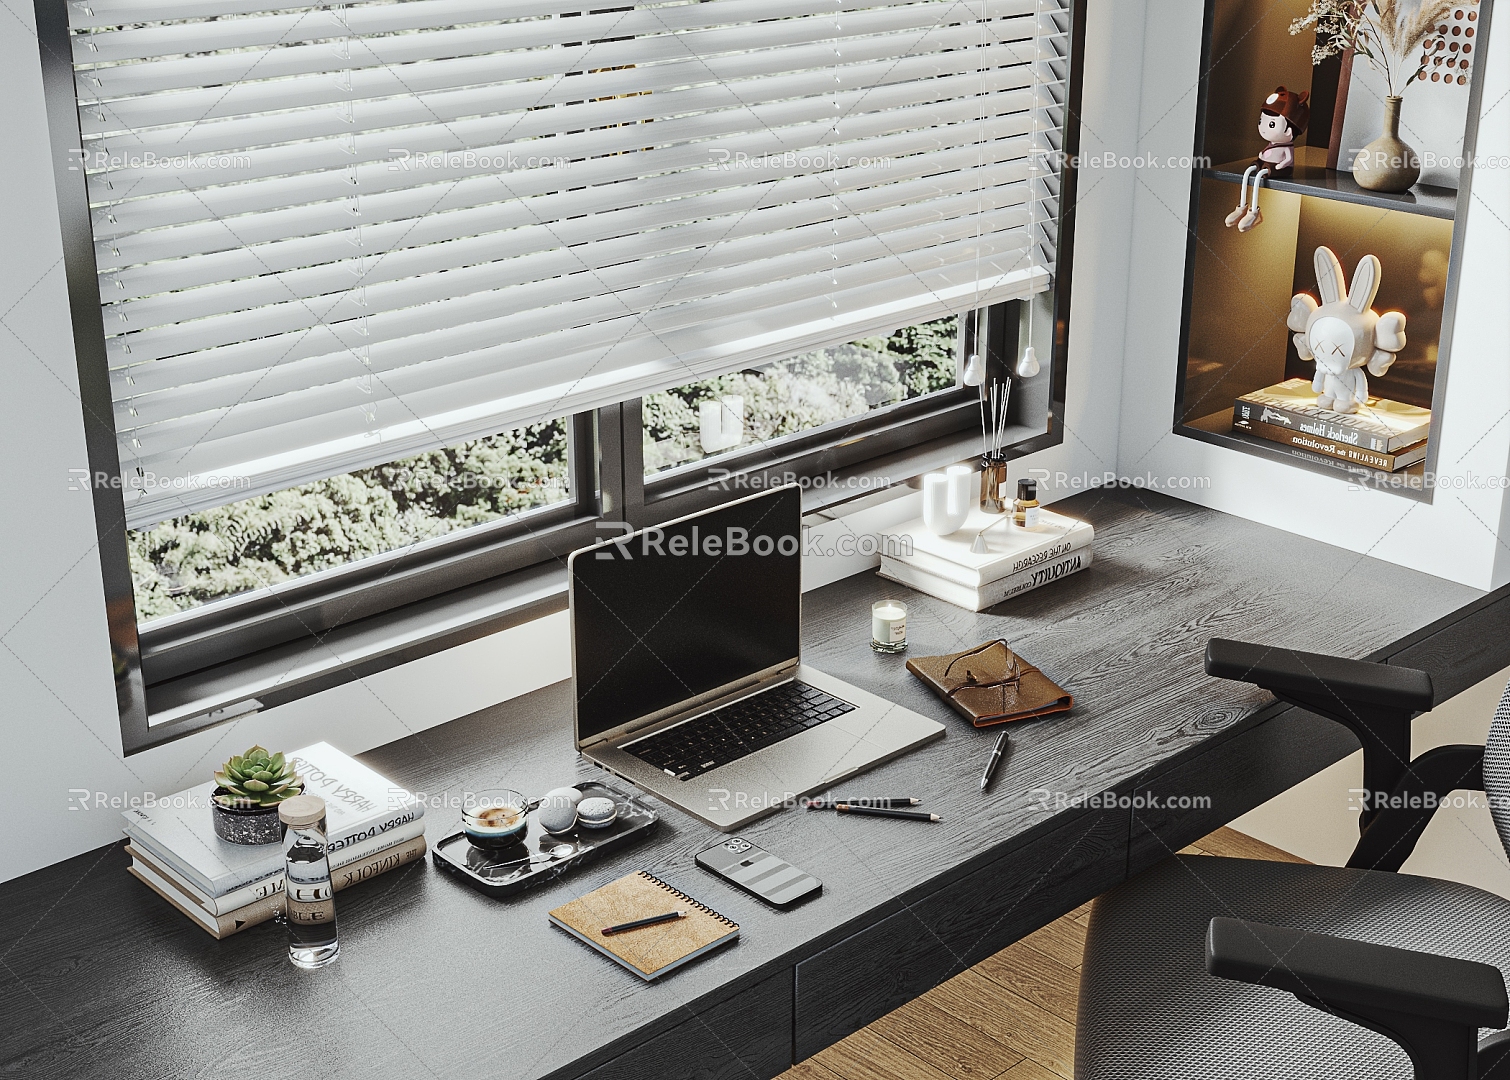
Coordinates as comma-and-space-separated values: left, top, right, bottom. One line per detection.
462, 788, 530, 849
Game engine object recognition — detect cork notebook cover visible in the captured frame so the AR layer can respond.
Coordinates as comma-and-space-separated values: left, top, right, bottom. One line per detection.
548, 869, 739, 980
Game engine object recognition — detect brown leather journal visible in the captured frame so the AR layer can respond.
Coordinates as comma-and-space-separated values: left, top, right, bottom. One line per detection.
906, 639, 1073, 727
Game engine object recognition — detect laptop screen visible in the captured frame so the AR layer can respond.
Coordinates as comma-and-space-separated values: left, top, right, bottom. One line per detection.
570, 485, 802, 745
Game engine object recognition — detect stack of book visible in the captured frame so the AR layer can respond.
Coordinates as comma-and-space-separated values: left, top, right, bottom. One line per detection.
1232, 379, 1431, 472
879, 507, 1093, 612
122, 742, 426, 938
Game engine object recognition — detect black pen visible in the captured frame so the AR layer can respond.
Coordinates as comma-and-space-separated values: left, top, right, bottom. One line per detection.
980, 729, 1010, 793
805, 797, 920, 810
835, 803, 941, 822
601, 911, 685, 935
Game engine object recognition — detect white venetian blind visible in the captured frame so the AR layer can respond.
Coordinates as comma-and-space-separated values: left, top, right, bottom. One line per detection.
66, 0, 1071, 527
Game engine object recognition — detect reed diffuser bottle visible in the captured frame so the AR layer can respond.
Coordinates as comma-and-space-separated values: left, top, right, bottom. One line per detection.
978, 378, 1012, 513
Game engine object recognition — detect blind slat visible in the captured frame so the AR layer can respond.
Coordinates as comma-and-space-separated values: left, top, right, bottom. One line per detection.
89, 81, 1045, 233
78, 0, 1033, 98
111, 140, 1031, 300
96, 115, 1031, 270
111, 161, 1037, 328
110, 190, 1039, 365
83, 6, 1037, 131
113, 190, 1043, 413
94, 27, 1041, 157
86, 65, 1044, 202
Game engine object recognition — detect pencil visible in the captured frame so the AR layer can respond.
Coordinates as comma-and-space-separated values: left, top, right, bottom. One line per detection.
834, 804, 941, 822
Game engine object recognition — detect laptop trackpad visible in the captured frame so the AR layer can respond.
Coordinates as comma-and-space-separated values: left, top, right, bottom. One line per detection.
751, 715, 910, 786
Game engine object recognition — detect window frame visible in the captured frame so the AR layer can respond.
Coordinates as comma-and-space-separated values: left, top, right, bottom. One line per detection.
36, 0, 1086, 754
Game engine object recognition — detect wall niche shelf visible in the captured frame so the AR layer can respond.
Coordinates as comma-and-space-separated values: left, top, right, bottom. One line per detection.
1173, 0, 1492, 502
1204, 160, 1459, 219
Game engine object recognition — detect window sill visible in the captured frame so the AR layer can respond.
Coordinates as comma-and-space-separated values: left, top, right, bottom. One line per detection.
141, 561, 569, 746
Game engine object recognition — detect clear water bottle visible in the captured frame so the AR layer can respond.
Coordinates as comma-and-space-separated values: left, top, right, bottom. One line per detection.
279, 794, 339, 969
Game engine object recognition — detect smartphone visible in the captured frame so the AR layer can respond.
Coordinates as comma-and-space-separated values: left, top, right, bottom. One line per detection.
695, 837, 822, 909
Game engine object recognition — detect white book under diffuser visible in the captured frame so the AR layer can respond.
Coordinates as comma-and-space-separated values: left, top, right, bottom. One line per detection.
881, 508, 1093, 587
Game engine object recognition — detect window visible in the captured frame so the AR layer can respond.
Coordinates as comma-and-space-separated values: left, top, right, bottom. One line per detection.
643, 317, 961, 475
130, 419, 570, 619
39, 0, 1084, 751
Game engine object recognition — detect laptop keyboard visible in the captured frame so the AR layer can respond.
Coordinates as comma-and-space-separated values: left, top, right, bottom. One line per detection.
625, 681, 856, 781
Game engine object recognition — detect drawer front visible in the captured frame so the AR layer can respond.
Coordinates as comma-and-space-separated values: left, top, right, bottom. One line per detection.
792, 807, 1124, 1062
574, 970, 792, 1080
1126, 706, 1359, 877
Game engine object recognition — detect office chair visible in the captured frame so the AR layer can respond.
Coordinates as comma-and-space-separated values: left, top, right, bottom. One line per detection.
1075, 639, 1510, 1080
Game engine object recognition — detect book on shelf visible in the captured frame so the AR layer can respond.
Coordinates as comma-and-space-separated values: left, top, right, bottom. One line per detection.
1233, 379, 1431, 454
128, 833, 428, 939
1235, 417, 1426, 472
121, 742, 423, 899
128, 815, 427, 915
879, 547, 1092, 613
881, 508, 1093, 588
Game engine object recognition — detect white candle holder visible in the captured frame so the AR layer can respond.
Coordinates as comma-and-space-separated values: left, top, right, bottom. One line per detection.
871, 599, 908, 654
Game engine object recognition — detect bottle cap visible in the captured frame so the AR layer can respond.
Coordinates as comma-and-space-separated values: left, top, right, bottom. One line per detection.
1017, 478, 1037, 501
278, 794, 327, 828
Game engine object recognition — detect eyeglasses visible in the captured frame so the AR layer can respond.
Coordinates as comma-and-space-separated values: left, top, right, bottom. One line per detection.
939, 639, 1023, 699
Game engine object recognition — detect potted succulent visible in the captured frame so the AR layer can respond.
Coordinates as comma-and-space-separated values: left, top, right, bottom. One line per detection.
211, 745, 304, 845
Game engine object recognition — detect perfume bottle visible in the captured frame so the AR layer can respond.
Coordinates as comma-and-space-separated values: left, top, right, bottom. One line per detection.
1012, 479, 1040, 528
280, 795, 339, 969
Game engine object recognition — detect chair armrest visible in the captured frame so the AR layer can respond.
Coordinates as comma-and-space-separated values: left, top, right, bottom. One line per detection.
1208, 918, 1506, 1080
1205, 639, 1434, 829
1348, 744, 1486, 872
1204, 639, 1433, 712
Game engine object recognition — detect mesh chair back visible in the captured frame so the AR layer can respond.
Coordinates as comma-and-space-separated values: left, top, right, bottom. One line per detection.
1484, 678, 1510, 862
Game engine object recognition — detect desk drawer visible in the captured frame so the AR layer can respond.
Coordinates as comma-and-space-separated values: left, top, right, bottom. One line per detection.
1126, 706, 1358, 876
573, 970, 791, 1080
792, 807, 1123, 1062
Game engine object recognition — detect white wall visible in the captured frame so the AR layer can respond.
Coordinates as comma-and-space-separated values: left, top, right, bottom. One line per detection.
1113, 0, 1510, 591
1233, 666, 1510, 900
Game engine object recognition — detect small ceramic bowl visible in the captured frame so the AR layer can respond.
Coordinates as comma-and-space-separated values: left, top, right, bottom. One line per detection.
576, 796, 618, 829
462, 788, 530, 849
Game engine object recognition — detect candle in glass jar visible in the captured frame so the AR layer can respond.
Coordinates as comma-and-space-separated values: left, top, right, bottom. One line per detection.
871, 599, 908, 653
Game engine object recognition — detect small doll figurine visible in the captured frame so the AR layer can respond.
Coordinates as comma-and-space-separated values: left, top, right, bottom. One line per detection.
1256, 86, 1309, 176
1226, 86, 1310, 233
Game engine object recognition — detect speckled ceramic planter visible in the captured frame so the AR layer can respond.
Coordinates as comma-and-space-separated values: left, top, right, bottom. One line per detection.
211, 790, 284, 845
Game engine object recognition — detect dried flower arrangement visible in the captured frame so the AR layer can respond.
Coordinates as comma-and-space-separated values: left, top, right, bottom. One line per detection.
1290, 0, 1464, 96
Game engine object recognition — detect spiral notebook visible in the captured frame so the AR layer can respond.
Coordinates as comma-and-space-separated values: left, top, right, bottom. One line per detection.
548, 869, 740, 980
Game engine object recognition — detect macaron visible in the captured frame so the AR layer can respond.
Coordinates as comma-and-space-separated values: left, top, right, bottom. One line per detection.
575, 796, 618, 829
537, 787, 584, 834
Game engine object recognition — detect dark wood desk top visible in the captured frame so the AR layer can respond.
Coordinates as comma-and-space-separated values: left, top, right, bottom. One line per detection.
0, 490, 1488, 1080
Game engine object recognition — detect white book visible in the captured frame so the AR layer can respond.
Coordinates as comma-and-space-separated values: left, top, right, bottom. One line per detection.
883, 509, 1093, 587
129, 816, 427, 915
879, 547, 1093, 612
128, 833, 429, 939
121, 742, 422, 898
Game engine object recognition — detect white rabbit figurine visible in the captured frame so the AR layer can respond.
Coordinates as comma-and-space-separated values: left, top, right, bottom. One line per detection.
1287, 246, 1407, 414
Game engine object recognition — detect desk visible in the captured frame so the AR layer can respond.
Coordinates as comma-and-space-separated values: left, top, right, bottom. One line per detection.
2, 490, 1503, 1080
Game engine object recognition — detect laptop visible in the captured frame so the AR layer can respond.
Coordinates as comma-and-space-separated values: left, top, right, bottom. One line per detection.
568, 484, 945, 831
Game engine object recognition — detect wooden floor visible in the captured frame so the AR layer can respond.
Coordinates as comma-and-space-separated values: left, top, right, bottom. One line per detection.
780, 827, 1306, 1080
